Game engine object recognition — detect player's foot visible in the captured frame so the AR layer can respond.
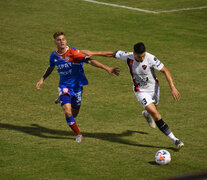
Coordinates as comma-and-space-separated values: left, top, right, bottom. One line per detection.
175, 140, 184, 150
142, 110, 156, 128
75, 134, 82, 143
54, 97, 60, 104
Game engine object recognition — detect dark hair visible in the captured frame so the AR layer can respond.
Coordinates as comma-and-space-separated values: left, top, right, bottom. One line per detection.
134, 42, 146, 54
53, 31, 65, 39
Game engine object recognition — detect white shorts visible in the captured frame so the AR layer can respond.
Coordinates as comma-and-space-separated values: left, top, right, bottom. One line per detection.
134, 88, 160, 108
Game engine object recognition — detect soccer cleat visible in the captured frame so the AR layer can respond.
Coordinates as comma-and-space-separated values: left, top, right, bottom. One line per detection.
175, 140, 184, 150
54, 97, 60, 104
142, 110, 156, 128
75, 134, 82, 143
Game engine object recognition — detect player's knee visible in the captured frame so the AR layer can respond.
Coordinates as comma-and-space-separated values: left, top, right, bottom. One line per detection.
152, 112, 161, 121
64, 109, 72, 117
62, 106, 72, 117
147, 110, 161, 121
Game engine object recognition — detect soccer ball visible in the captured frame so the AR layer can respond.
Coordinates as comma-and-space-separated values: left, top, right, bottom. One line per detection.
155, 149, 171, 165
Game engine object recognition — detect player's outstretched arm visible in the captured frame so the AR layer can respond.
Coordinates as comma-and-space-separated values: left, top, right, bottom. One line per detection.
81, 50, 115, 57
88, 59, 119, 76
36, 66, 54, 90
160, 66, 180, 100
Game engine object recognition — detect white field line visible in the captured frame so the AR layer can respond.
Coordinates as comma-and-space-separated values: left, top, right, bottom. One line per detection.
158, 6, 207, 13
83, 0, 158, 13
83, 0, 207, 14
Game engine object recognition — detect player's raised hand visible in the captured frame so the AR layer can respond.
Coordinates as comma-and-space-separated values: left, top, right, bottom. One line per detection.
36, 78, 44, 90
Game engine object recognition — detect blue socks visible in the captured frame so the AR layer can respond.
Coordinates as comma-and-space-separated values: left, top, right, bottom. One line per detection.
66, 116, 75, 125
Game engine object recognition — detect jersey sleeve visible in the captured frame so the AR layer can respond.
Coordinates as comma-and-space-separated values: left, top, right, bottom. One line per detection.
114, 50, 131, 62
150, 56, 164, 71
49, 53, 55, 67
73, 49, 89, 63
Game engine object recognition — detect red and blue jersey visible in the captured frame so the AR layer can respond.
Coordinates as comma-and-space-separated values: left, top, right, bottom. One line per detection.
49, 46, 89, 88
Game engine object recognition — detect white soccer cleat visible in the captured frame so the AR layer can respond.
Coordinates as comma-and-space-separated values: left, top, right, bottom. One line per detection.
175, 140, 184, 150
75, 134, 82, 143
142, 110, 156, 128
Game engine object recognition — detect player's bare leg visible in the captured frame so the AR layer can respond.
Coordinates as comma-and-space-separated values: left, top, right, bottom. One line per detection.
55, 97, 80, 118
145, 103, 184, 149
62, 102, 82, 143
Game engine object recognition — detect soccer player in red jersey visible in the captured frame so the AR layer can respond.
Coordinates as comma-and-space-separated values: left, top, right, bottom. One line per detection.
36, 32, 119, 142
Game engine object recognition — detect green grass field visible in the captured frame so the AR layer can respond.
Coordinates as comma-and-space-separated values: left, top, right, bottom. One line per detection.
0, 0, 207, 179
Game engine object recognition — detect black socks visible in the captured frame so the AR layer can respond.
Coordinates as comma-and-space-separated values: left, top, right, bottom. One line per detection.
155, 119, 171, 136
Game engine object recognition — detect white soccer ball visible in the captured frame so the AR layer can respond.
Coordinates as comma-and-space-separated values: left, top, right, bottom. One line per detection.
155, 149, 171, 165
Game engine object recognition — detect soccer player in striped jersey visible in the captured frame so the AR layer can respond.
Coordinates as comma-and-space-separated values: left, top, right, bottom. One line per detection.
36, 32, 119, 143
81, 42, 184, 149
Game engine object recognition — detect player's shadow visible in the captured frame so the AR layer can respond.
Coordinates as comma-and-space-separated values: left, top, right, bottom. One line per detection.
0, 123, 177, 151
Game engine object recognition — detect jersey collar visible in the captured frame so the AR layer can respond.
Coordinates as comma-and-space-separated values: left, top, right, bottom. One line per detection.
56, 46, 69, 55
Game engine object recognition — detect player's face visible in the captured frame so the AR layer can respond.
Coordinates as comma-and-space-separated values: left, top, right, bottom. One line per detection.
134, 52, 146, 62
54, 35, 67, 49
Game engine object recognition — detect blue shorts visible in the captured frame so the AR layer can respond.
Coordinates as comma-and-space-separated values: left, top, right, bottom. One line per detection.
58, 86, 83, 109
